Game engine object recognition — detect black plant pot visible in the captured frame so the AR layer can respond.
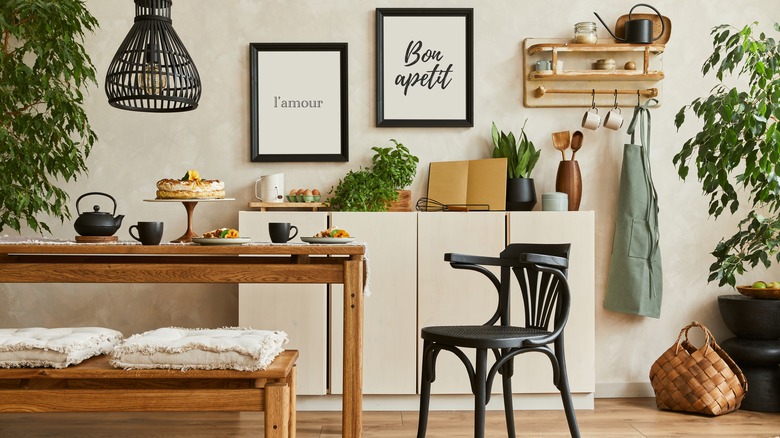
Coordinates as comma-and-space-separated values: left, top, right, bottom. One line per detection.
719, 295, 780, 340
718, 294, 780, 412
506, 178, 536, 211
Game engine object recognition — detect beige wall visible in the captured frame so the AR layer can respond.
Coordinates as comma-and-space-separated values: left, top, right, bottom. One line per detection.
2, 0, 776, 396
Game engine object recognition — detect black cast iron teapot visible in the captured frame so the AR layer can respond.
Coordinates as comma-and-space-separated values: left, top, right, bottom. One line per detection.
74, 192, 125, 236
595, 3, 665, 44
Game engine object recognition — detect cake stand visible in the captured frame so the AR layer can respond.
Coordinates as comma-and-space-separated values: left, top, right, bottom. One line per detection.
144, 198, 235, 243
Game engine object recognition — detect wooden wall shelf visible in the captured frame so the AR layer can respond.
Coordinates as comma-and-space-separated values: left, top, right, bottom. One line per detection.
526, 43, 665, 55
247, 202, 326, 211
528, 70, 664, 81
523, 39, 665, 108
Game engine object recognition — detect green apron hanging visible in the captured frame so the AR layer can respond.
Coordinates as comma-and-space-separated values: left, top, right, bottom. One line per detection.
604, 98, 662, 318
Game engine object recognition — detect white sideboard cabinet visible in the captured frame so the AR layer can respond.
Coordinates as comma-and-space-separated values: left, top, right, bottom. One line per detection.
238, 211, 329, 395
417, 212, 509, 394
417, 211, 595, 397
237, 210, 595, 404
507, 211, 596, 394
330, 212, 418, 395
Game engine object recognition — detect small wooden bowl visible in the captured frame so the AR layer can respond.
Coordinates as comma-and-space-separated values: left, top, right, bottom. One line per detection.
736, 285, 780, 299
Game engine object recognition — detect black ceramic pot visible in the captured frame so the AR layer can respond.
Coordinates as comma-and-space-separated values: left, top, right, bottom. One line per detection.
506, 178, 536, 211
718, 294, 780, 412
718, 294, 780, 340
720, 336, 780, 412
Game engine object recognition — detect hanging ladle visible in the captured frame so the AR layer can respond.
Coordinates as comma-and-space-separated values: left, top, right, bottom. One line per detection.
570, 131, 583, 161
552, 131, 571, 160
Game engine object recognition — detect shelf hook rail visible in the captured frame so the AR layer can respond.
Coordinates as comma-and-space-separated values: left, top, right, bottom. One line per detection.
535, 86, 658, 98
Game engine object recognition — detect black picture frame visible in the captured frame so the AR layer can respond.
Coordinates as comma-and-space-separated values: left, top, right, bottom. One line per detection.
375, 8, 474, 128
250, 43, 348, 162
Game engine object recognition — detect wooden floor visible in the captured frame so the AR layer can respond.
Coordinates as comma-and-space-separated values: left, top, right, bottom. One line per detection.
0, 398, 778, 437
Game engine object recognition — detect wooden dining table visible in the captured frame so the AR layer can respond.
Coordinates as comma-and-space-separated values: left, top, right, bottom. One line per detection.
0, 240, 365, 437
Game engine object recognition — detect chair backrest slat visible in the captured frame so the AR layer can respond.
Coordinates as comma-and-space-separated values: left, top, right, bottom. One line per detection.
500, 243, 571, 330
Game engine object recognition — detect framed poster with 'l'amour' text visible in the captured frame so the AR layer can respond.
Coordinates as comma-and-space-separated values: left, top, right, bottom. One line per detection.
250, 42, 348, 162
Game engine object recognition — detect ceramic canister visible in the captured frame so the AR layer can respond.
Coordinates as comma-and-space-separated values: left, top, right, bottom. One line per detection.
542, 192, 569, 211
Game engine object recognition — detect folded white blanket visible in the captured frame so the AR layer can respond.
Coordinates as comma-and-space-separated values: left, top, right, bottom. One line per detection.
111, 327, 288, 371
0, 327, 123, 369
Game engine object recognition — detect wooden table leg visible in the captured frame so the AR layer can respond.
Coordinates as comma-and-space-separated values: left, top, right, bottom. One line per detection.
342, 258, 364, 438
289, 365, 297, 438
265, 382, 290, 437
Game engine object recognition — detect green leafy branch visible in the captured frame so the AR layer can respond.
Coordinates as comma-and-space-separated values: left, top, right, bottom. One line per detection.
370, 139, 419, 190
711, 212, 780, 287
0, 0, 98, 234
674, 22, 780, 287
674, 22, 780, 218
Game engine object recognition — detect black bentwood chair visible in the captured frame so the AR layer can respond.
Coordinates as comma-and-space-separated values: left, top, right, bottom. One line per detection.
417, 243, 580, 438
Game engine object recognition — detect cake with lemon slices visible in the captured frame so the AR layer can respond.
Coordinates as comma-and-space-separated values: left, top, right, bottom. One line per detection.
156, 170, 225, 199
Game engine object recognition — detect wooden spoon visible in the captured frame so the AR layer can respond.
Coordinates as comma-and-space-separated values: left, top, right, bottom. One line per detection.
551, 131, 571, 160
570, 131, 583, 160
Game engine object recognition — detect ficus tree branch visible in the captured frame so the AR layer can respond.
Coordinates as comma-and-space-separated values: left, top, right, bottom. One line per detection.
674, 22, 780, 288
0, 0, 99, 234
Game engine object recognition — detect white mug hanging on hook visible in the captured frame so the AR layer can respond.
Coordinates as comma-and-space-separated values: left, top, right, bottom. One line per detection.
582, 90, 600, 130
604, 90, 624, 130
254, 173, 285, 203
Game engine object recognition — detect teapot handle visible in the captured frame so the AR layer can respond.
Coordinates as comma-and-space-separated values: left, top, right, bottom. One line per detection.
76, 192, 117, 216
629, 3, 665, 42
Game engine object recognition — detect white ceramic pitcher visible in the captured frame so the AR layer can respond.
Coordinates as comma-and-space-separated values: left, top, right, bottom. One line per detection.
254, 173, 285, 203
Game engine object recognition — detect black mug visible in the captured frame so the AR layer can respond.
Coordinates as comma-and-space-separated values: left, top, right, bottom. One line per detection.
269, 222, 298, 243
129, 221, 164, 245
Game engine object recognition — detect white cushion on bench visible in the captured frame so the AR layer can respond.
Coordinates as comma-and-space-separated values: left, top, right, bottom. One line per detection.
111, 327, 288, 371
0, 327, 123, 369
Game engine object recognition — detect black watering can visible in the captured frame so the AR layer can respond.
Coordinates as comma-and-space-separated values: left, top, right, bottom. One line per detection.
594, 3, 665, 44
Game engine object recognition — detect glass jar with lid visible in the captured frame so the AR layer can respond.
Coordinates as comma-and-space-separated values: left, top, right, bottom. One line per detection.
574, 22, 598, 44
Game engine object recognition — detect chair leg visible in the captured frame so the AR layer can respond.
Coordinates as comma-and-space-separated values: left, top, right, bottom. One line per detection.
417, 340, 433, 438
502, 361, 516, 438
555, 341, 580, 438
557, 367, 580, 438
474, 348, 487, 438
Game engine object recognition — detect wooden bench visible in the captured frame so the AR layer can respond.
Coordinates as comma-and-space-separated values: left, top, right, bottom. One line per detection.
0, 349, 298, 437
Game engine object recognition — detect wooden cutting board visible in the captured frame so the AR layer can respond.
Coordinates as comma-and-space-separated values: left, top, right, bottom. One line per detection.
75, 235, 118, 242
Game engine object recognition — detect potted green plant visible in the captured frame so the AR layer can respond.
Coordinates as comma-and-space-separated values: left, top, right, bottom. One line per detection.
0, 0, 98, 234
491, 121, 540, 211
329, 139, 419, 212
370, 139, 420, 211
674, 22, 780, 360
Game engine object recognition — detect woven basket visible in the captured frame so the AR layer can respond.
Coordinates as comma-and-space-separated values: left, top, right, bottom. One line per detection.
649, 321, 748, 416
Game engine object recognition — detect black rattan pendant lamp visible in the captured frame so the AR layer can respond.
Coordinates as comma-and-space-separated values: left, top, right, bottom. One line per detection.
105, 0, 201, 112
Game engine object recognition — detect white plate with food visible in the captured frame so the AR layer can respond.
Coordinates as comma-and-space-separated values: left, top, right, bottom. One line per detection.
191, 237, 252, 246
300, 237, 355, 245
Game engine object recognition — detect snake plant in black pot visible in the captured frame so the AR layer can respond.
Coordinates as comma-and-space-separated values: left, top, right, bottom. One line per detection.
491, 121, 540, 211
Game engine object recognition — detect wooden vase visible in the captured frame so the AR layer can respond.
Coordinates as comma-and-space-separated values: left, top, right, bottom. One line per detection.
555, 161, 582, 211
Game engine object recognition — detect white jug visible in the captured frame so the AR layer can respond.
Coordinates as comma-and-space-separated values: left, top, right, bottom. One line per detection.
254, 173, 285, 203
